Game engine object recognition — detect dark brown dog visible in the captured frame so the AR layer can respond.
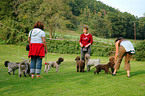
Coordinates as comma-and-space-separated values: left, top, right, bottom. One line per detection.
75, 56, 85, 72
109, 57, 115, 73
94, 57, 115, 74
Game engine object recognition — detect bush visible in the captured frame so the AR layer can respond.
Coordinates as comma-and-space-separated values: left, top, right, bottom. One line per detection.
0, 19, 28, 44
134, 41, 145, 61
46, 39, 114, 57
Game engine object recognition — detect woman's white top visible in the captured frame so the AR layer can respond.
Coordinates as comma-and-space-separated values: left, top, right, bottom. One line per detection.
120, 40, 135, 53
29, 28, 45, 43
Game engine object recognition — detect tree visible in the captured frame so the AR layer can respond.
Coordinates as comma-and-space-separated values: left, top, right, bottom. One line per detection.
143, 13, 145, 17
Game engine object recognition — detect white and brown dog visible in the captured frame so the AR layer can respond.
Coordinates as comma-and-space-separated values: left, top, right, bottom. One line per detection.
44, 57, 64, 73
85, 54, 101, 72
4, 61, 19, 75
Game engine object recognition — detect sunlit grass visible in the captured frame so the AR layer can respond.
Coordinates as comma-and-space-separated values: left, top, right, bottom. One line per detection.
0, 45, 145, 96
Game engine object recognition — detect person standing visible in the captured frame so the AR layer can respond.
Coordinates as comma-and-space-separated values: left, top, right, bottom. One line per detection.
28, 21, 47, 78
79, 25, 93, 60
113, 37, 135, 77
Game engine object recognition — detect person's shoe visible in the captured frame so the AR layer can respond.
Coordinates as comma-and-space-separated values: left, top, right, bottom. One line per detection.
127, 76, 131, 78
112, 74, 116, 76
31, 75, 35, 78
36, 75, 42, 78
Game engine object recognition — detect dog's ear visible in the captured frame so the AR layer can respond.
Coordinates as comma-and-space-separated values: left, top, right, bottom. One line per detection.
4, 61, 9, 67
78, 57, 80, 60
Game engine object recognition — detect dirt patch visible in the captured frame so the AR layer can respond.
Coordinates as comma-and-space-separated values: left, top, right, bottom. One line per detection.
140, 84, 145, 86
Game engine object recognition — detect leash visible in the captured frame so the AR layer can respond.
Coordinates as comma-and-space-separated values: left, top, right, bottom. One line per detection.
45, 52, 47, 65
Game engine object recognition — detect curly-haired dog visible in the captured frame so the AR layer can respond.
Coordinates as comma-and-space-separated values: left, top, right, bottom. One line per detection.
85, 54, 100, 72
44, 57, 64, 73
109, 56, 115, 73
4, 61, 19, 75
94, 57, 115, 74
75, 56, 85, 72
19, 59, 31, 77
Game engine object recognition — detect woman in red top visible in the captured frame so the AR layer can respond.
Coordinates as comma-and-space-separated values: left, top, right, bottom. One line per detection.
79, 26, 93, 60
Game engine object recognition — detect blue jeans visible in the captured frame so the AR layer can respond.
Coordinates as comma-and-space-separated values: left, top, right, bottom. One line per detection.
30, 56, 42, 74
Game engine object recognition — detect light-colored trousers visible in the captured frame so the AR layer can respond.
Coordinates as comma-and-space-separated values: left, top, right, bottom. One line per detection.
114, 46, 132, 70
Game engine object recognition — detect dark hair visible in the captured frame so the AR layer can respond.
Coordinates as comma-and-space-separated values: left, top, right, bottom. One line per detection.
33, 21, 44, 30
115, 37, 123, 43
83, 25, 89, 30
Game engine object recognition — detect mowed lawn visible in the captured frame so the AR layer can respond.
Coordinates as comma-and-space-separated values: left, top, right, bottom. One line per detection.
0, 45, 145, 96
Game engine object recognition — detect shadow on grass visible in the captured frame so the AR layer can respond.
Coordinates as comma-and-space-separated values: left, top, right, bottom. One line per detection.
131, 70, 145, 76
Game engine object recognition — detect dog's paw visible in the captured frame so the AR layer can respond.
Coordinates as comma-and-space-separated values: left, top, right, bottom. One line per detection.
19, 74, 21, 77
8, 72, 11, 75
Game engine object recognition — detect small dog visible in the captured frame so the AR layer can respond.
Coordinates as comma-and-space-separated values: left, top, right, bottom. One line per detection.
75, 56, 85, 72
4, 61, 19, 75
44, 57, 64, 73
94, 57, 115, 74
109, 57, 115, 73
85, 54, 100, 72
19, 59, 31, 77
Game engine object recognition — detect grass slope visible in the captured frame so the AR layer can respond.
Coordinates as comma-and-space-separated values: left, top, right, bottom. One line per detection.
0, 45, 145, 96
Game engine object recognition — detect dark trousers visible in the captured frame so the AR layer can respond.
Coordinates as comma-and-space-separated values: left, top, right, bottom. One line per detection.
81, 46, 91, 60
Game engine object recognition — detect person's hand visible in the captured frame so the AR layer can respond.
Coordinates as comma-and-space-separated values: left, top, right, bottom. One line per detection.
85, 44, 89, 48
80, 44, 83, 47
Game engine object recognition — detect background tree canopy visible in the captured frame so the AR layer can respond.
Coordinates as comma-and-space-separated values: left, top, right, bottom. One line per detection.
0, 0, 145, 44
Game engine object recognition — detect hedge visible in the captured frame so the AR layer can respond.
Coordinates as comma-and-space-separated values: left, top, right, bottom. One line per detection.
46, 39, 115, 57
134, 41, 145, 61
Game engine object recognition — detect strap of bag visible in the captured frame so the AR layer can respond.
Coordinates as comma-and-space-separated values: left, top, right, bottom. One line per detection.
30, 29, 33, 37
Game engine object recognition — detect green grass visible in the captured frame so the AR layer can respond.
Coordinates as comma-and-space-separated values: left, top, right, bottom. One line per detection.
0, 45, 145, 96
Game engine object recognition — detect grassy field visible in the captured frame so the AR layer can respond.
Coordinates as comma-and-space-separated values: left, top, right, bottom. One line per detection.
0, 45, 145, 96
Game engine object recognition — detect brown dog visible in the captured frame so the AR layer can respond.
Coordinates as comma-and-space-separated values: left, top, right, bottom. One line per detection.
75, 56, 85, 72
94, 57, 115, 74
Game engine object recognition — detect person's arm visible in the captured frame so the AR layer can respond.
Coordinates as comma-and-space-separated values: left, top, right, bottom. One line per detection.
28, 37, 31, 44
28, 30, 33, 44
115, 41, 119, 63
79, 34, 83, 47
42, 37, 47, 53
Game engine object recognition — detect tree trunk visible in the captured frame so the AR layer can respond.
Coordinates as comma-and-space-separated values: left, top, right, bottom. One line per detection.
49, 29, 52, 39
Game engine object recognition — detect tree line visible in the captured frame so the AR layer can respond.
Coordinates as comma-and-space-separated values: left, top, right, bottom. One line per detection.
0, 0, 144, 44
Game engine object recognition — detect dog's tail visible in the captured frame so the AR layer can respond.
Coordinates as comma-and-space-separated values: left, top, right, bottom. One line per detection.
98, 58, 101, 62
4, 61, 9, 67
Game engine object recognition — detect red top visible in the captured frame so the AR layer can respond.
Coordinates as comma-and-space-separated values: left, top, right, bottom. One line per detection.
79, 33, 93, 47
28, 43, 45, 58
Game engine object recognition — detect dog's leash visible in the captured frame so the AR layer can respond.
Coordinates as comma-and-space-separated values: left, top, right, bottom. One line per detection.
45, 52, 47, 65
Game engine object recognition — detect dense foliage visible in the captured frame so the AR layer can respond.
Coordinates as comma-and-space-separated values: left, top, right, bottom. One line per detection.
0, 0, 145, 44
46, 39, 114, 57
134, 41, 145, 61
